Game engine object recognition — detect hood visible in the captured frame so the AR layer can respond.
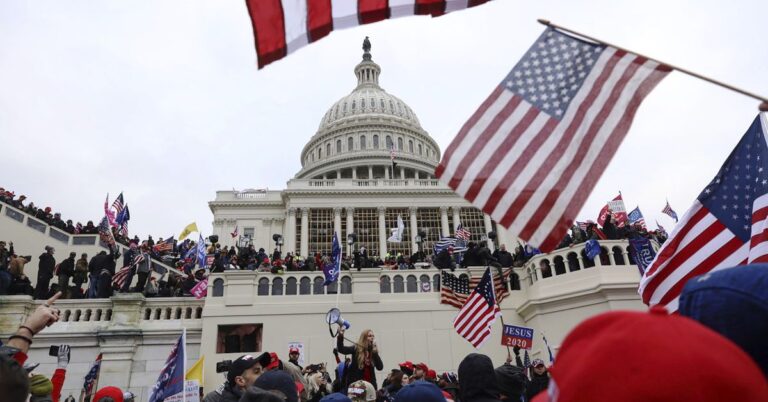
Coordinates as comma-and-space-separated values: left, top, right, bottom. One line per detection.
458, 353, 500, 401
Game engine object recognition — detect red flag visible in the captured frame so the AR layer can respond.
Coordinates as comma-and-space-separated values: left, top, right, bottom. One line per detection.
244, 0, 492, 69
597, 194, 628, 227
435, 28, 669, 252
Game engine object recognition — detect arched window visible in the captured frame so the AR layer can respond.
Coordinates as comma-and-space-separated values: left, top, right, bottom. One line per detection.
336, 140, 342, 153
272, 277, 284, 295
341, 276, 352, 294
554, 256, 566, 275
286, 277, 297, 295
380, 99, 385, 110
343, 102, 347, 113
389, 100, 394, 111
326, 143, 331, 157
418, 144, 422, 155
612, 247, 626, 265
386, 136, 393, 149
408, 140, 414, 153
380, 276, 391, 293
432, 274, 440, 292
581, 250, 596, 268
360, 135, 366, 149
398, 137, 404, 150
257, 278, 270, 296
351, 100, 356, 111
299, 277, 311, 295
393, 275, 405, 293
348, 137, 354, 151
361, 98, 366, 109
318, 146, 322, 158
212, 278, 224, 297
406, 275, 418, 292
373, 135, 379, 149
567, 252, 581, 272
313, 277, 325, 294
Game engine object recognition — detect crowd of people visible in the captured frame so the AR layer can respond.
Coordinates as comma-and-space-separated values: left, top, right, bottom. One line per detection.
3, 262, 767, 402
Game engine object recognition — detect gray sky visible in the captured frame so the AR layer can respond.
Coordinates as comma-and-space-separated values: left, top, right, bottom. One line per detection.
1, 0, 767, 241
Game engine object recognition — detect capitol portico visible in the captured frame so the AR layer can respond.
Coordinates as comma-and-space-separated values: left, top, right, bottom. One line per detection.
211, 42, 516, 258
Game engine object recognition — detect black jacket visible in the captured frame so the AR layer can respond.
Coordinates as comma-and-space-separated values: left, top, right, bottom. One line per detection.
336, 334, 384, 389
525, 372, 549, 401
458, 353, 501, 402
58, 257, 75, 277
493, 250, 513, 268
38, 253, 56, 280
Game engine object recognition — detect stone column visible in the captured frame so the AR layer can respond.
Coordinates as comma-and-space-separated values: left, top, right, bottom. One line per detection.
264, 218, 274, 251
368, 165, 373, 179
300, 208, 309, 257
378, 206, 387, 258
336, 169, 341, 179
352, 167, 357, 179
346, 207, 355, 256
287, 208, 297, 254
334, 207, 342, 240
483, 213, 495, 252
452, 207, 462, 233
440, 206, 450, 237
385, 166, 390, 180
400, 167, 405, 180
409, 206, 418, 255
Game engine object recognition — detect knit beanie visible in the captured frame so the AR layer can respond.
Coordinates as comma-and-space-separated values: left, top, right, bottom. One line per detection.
29, 374, 53, 396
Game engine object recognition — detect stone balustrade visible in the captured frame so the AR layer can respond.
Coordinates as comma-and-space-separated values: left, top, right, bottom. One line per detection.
286, 178, 444, 190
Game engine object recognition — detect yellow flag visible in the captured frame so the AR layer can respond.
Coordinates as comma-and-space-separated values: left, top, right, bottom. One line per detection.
179, 222, 198, 240
186, 355, 204, 382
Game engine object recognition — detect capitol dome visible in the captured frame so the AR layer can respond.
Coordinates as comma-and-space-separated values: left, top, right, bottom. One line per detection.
296, 38, 441, 181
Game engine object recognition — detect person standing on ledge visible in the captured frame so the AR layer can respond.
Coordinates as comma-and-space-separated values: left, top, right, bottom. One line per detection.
336, 327, 383, 391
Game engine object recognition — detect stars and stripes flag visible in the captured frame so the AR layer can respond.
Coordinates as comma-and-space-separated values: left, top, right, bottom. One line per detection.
244, 0, 493, 69
662, 200, 679, 222
112, 253, 146, 289
523, 349, 531, 379
628, 206, 647, 229
435, 28, 670, 253
656, 220, 668, 237
112, 192, 125, 215
455, 224, 471, 241
433, 236, 468, 255
98, 216, 116, 247
441, 269, 510, 308
231, 225, 239, 238
154, 237, 175, 253
81, 353, 103, 402
116, 205, 130, 237
453, 267, 501, 348
639, 114, 768, 312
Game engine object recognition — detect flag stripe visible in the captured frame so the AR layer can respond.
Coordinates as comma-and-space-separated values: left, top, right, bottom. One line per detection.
415, 0, 446, 16
307, 0, 333, 42
281, 0, 309, 54
247, 0, 288, 68
331, 0, 358, 29
531, 61, 669, 250
358, 0, 389, 24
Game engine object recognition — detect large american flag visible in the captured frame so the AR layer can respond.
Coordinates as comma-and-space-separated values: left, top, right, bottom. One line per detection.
455, 224, 471, 241
112, 253, 146, 289
435, 28, 669, 252
441, 269, 509, 308
640, 114, 768, 312
453, 267, 500, 348
244, 0, 493, 69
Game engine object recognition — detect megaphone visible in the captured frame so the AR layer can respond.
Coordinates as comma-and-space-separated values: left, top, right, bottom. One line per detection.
325, 308, 350, 337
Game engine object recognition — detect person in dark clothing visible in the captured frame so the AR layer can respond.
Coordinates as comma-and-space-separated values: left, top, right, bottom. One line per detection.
461, 243, 482, 267
522, 358, 549, 401
336, 327, 383, 391
87, 251, 106, 298
458, 353, 501, 402
73, 253, 88, 292
120, 244, 138, 292
57, 252, 76, 298
433, 249, 454, 271
493, 244, 514, 268
438, 372, 460, 402
35, 246, 56, 299
494, 363, 526, 401
601, 213, 618, 240
477, 242, 497, 266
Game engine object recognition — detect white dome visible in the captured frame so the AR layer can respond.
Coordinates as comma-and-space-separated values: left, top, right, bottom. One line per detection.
319, 87, 422, 130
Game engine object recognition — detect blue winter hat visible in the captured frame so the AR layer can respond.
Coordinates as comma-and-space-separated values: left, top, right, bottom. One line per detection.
320, 393, 352, 402
679, 264, 768, 378
393, 380, 446, 402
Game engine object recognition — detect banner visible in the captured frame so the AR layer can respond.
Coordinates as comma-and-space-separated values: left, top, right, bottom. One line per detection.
164, 380, 200, 402
191, 278, 208, 299
501, 325, 534, 349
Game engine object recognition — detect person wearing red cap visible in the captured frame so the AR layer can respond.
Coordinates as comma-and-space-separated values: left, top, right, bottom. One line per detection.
93, 386, 124, 402
288, 347, 302, 370
412, 363, 428, 381
530, 307, 768, 402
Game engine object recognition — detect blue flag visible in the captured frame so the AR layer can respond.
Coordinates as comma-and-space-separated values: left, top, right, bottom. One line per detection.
197, 234, 207, 268
524, 244, 541, 258
629, 237, 657, 275
542, 334, 555, 364
115, 205, 130, 226
148, 330, 185, 402
585, 239, 601, 260
323, 232, 342, 286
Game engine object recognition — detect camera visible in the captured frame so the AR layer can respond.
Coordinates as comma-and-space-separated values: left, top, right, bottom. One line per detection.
48, 345, 70, 361
216, 359, 232, 373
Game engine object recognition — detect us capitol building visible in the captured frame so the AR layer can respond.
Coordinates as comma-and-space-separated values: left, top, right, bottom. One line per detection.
0, 41, 645, 401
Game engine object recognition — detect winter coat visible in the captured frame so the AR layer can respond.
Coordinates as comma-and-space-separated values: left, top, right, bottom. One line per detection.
136, 253, 151, 273
58, 257, 75, 277
74, 258, 88, 283
38, 253, 56, 280
203, 383, 242, 402
494, 250, 514, 268
336, 335, 384, 390
458, 353, 501, 402
525, 372, 549, 401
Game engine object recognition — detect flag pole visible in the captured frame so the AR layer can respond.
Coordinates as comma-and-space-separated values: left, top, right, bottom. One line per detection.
537, 19, 768, 111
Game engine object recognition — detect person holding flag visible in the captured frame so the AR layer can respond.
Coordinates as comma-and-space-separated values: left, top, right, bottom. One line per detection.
148, 330, 186, 402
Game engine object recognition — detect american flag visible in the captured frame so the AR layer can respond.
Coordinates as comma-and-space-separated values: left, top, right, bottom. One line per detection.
390, 144, 396, 161
112, 253, 145, 289
441, 269, 510, 308
81, 353, 102, 402
112, 192, 125, 215
244, 0, 492, 69
435, 28, 669, 252
575, 221, 589, 232
453, 267, 500, 348
231, 225, 239, 238
662, 200, 679, 222
154, 237, 174, 253
656, 220, 667, 236
627, 206, 647, 229
98, 216, 115, 247
640, 114, 768, 312
455, 224, 471, 241
433, 236, 467, 255
523, 349, 531, 379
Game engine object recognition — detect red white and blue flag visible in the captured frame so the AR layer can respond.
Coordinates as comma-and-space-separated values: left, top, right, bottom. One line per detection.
244, 0, 493, 69
231, 225, 239, 238
149, 330, 186, 402
662, 200, 679, 222
640, 114, 768, 312
81, 353, 102, 402
112, 192, 125, 215
455, 224, 471, 241
627, 206, 646, 229
453, 267, 500, 348
436, 28, 669, 252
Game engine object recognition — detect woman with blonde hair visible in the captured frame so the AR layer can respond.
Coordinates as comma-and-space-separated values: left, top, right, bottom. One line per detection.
336, 327, 384, 391
304, 371, 332, 402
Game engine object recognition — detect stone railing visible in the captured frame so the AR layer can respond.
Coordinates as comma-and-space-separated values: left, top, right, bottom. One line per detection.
287, 178, 445, 190
522, 239, 646, 284
379, 270, 441, 294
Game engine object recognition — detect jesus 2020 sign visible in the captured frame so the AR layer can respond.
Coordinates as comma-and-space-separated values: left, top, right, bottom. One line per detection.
501, 325, 534, 349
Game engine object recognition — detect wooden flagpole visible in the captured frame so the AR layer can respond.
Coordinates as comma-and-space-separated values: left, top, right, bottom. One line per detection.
537, 19, 768, 111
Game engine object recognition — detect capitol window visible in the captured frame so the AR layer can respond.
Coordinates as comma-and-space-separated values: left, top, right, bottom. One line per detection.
418, 144, 422, 155
408, 140, 414, 153
217, 324, 262, 354
386, 136, 393, 149
326, 143, 331, 156
336, 140, 341, 153
380, 99, 385, 110
318, 146, 322, 158
361, 98, 366, 109
352, 100, 356, 111
360, 135, 366, 149
397, 137, 403, 150
373, 135, 379, 148
348, 137, 354, 150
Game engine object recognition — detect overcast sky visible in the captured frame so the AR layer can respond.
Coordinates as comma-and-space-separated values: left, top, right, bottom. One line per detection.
1, 0, 767, 241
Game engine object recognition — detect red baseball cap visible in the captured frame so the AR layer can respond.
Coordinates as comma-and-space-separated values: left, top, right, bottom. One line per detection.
93, 386, 124, 402
426, 369, 437, 380
267, 352, 281, 370
289, 347, 300, 355
532, 306, 768, 402
414, 362, 429, 372
398, 361, 414, 375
